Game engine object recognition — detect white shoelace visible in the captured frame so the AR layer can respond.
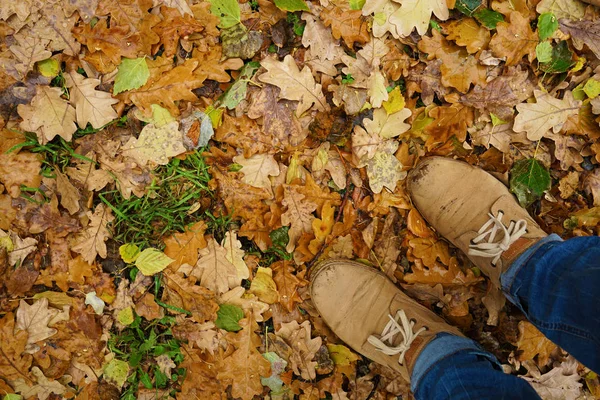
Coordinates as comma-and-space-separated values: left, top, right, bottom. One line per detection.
468, 211, 528, 265
367, 309, 427, 365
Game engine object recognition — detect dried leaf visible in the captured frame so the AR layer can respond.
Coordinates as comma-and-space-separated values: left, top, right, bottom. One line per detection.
71, 203, 114, 264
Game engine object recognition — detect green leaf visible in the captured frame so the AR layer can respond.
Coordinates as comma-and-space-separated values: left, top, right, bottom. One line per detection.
455, 0, 481, 16
535, 41, 553, 63
510, 159, 551, 208
119, 243, 140, 263
538, 12, 558, 41
429, 20, 442, 32
140, 371, 153, 389
273, 0, 309, 11
113, 58, 150, 95
583, 78, 600, 99
490, 112, 508, 126
539, 40, 573, 74
209, 0, 241, 28
215, 304, 244, 331
117, 306, 135, 326
37, 58, 60, 78
474, 8, 504, 29
103, 359, 130, 388
220, 62, 261, 109
349, 0, 365, 10
269, 226, 289, 248
135, 248, 174, 276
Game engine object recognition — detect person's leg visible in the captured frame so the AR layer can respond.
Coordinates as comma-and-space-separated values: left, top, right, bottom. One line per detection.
502, 235, 600, 372
411, 334, 541, 400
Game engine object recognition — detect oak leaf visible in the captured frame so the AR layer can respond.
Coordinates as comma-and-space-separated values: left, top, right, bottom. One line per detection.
537, 0, 585, 20
222, 231, 249, 281
489, 11, 538, 65
96, 0, 154, 27
404, 256, 482, 286
445, 17, 490, 54
320, 0, 370, 47
249, 266, 279, 304
12, 366, 67, 400
281, 185, 318, 252
72, 19, 142, 65
513, 90, 580, 141
425, 103, 474, 150
65, 71, 118, 129
258, 55, 328, 116
516, 321, 558, 367
219, 286, 270, 322
9, 36, 51, 79
0, 312, 33, 384
71, 203, 114, 264
408, 237, 450, 267
218, 317, 271, 400
301, 13, 338, 61
18, 86, 77, 144
559, 18, 600, 60
233, 153, 280, 192
152, 6, 205, 57
0, 151, 42, 198
272, 260, 308, 312
363, 107, 411, 139
365, 141, 407, 194
276, 320, 322, 380
185, 238, 239, 294
120, 58, 204, 116
122, 121, 187, 167
15, 299, 59, 351
162, 272, 219, 323
55, 170, 80, 215
389, 0, 449, 37
164, 221, 208, 269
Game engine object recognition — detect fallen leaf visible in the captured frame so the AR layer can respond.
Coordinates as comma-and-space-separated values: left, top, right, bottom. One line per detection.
249, 266, 279, 304
122, 121, 187, 167
276, 320, 322, 380
281, 185, 318, 252
185, 238, 239, 294
516, 320, 558, 367
65, 71, 118, 129
489, 11, 538, 66
71, 203, 114, 264
233, 153, 280, 192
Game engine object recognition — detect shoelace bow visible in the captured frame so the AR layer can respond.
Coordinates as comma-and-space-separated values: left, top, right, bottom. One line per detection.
468, 211, 528, 265
367, 309, 427, 365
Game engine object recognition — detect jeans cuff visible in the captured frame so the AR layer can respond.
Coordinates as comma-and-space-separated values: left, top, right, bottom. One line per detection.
501, 234, 563, 306
410, 333, 500, 393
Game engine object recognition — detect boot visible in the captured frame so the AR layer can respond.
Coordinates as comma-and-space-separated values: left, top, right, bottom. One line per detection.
310, 259, 464, 381
407, 157, 547, 286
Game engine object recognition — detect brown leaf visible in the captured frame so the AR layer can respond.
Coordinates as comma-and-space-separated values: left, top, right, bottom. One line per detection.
9, 36, 51, 79
73, 19, 142, 65
152, 6, 205, 57
65, 71, 119, 130
516, 321, 558, 367
163, 221, 208, 270
0, 312, 33, 384
0, 151, 42, 198
16, 298, 59, 351
425, 103, 474, 150
489, 11, 538, 65
444, 17, 490, 54
404, 256, 482, 286
218, 316, 271, 400
182, 238, 239, 294
55, 170, 80, 215
276, 320, 322, 380
281, 185, 318, 252
320, 0, 370, 47
71, 203, 114, 263
162, 271, 219, 323
272, 260, 308, 312
559, 18, 600, 60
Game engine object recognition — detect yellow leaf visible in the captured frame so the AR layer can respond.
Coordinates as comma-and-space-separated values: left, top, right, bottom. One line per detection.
122, 121, 187, 167
382, 87, 405, 115
119, 243, 140, 263
309, 201, 335, 254
327, 344, 359, 366
249, 267, 279, 304
135, 248, 174, 276
117, 306, 134, 326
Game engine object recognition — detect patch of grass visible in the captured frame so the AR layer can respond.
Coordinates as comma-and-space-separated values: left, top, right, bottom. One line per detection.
101, 150, 213, 248
107, 312, 184, 400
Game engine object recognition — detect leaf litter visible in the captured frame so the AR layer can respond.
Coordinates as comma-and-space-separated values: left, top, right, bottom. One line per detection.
1, 0, 600, 399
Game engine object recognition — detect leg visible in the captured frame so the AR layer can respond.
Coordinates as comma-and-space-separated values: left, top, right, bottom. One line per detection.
502, 235, 600, 372
412, 334, 541, 400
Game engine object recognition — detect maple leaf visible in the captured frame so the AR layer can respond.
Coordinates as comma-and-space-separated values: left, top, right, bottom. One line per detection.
281, 185, 318, 252
65, 71, 118, 129
218, 316, 271, 400
258, 55, 328, 116
164, 221, 208, 269
0, 312, 33, 384
17, 86, 77, 144
184, 238, 239, 294
122, 121, 187, 167
233, 153, 280, 192
389, 0, 449, 37
516, 321, 558, 367
513, 90, 580, 141
276, 320, 322, 380
71, 203, 114, 264
489, 11, 538, 65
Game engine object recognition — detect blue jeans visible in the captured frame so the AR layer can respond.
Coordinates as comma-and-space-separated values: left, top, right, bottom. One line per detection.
412, 235, 600, 399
